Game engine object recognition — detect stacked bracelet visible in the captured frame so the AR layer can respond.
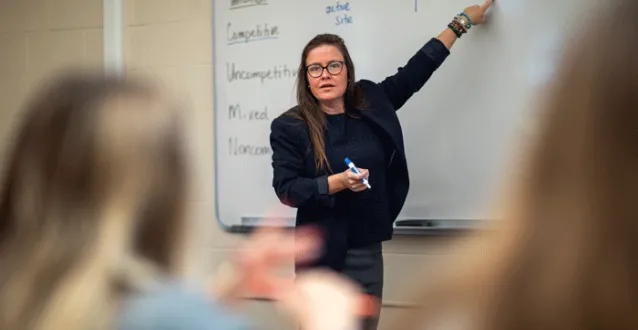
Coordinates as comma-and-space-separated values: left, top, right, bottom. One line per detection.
459, 12, 473, 28
448, 12, 472, 38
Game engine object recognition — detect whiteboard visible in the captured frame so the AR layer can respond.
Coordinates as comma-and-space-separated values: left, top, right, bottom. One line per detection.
212, 0, 597, 229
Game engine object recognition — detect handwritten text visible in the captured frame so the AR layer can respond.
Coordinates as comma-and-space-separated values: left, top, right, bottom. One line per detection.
325, 1, 350, 14
325, 1, 354, 26
227, 22, 279, 45
228, 104, 270, 121
229, 137, 272, 156
227, 62, 298, 83
230, 0, 268, 10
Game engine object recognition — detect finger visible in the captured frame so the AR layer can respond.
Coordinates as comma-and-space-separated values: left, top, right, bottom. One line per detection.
352, 185, 365, 192
346, 168, 366, 179
481, 0, 493, 11
346, 171, 359, 180
248, 218, 287, 245
257, 225, 322, 264
241, 219, 291, 262
287, 226, 323, 263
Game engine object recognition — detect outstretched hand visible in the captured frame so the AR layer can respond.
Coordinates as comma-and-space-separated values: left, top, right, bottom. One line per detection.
210, 221, 363, 330
213, 222, 322, 302
464, 0, 493, 25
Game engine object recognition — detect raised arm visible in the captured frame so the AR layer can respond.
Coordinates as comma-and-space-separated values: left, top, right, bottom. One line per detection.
377, 38, 450, 111
378, 0, 493, 111
270, 117, 336, 208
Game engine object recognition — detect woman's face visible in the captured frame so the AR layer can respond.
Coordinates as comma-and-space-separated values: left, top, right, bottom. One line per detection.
305, 45, 348, 104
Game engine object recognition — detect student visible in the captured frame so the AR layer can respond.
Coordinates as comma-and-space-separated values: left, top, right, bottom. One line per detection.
269, 1, 493, 328
389, 0, 638, 329
0, 72, 361, 330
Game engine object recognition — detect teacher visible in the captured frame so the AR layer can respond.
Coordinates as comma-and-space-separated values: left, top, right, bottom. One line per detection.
269, 1, 492, 328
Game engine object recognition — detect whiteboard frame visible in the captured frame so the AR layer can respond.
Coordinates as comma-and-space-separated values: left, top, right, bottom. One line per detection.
209, 1, 491, 234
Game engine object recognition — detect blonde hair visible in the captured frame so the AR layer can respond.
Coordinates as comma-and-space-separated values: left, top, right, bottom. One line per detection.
0, 71, 189, 330
392, 1, 638, 329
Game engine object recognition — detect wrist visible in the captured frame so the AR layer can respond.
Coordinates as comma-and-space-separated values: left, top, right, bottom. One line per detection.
458, 12, 473, 29
327, 172, 347, 194
447, 18, 466, 39
339, 171, 347, 188
448, 13, 471, 39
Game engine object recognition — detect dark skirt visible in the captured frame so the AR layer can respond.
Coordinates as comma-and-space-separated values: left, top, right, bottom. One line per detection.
341, 242, 384, 330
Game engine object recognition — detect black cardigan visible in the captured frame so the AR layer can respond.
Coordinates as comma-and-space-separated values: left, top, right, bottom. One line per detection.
269, 38, 450, 271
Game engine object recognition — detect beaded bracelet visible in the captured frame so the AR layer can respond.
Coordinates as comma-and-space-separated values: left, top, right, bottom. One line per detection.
456, 14, 472, 33
448, 17, 467, 38
459, 12, 473, 28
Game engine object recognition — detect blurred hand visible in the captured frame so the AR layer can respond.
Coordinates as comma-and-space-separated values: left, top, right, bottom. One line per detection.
341, 167, 369, 192
211, 223, 361, 329
276, 270, 360, 330
212, 222, 321, 303
463, 0, 493, 25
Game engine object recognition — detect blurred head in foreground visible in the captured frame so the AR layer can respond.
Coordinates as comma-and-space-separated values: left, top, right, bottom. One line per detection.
394, 0, 638, 329
0, 71, 189, 330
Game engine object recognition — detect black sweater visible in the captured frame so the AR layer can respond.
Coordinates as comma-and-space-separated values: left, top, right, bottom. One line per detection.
324, 111, 393, 248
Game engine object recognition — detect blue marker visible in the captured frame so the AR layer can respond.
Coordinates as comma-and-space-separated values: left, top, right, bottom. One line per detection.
344, 157, 371, 189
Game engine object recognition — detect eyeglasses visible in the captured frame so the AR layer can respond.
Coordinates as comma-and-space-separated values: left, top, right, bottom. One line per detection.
306, 61, 344, 78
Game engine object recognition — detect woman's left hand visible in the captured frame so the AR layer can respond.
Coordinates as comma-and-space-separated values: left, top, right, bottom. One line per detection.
463, 0, 493, 25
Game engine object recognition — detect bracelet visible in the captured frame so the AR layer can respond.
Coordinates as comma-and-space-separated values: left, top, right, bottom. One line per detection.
459, 12, 473, 28
448, 17, 466, 38
447, 22, 462, 38
456, 14, 472, 32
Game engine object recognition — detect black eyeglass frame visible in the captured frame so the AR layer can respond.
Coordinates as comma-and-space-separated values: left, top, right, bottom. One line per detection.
305, 60, 345, 78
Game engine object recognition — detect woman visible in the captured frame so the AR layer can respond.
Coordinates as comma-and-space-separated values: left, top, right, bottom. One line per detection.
0, 72, 361, 330
270, 0, 493, 328
387, 0, 638, 329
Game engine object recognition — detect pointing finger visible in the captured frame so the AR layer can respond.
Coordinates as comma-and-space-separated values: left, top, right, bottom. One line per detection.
481, 0, 493, 11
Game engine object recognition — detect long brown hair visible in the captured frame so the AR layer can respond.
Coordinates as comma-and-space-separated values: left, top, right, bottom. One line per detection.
392, 1, 638, 329
293, 34, 365, 173
0, 71, 189, 330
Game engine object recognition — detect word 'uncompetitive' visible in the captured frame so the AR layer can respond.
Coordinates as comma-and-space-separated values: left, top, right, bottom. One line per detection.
227, 62, 298, 83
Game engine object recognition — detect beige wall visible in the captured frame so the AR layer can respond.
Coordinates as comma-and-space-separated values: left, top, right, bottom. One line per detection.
0, 0, 460, 328
0, 0, 103, 168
